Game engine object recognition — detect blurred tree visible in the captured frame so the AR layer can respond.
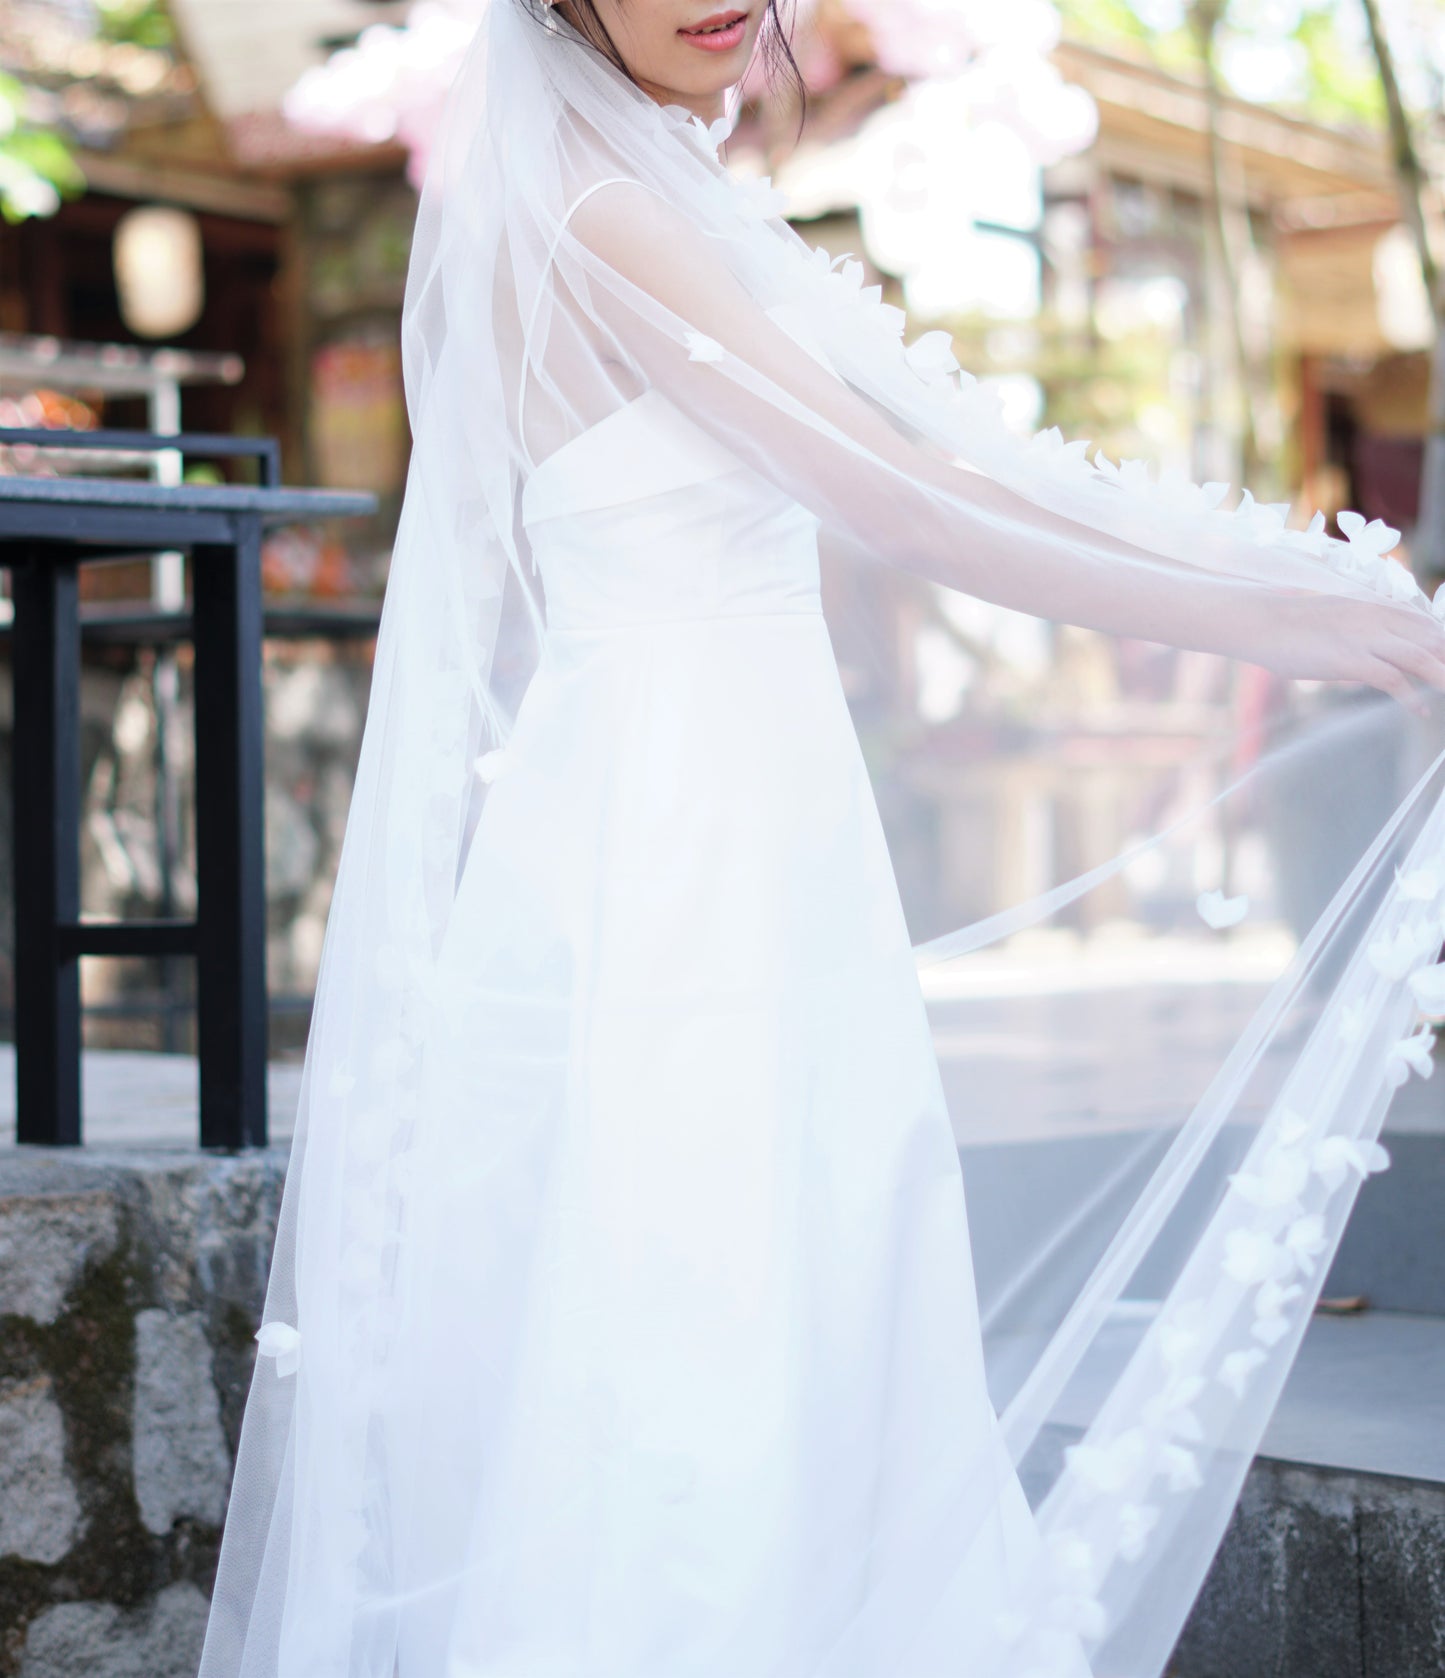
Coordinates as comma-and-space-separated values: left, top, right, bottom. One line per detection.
1059, 0, 1389, 126
1189, 0, 1264, 483
1062, 0, 1445, 565
0, 0, 174, 222
94, 0, 175, 49
1360, 0, 1445, 577
0, 71, 84, 223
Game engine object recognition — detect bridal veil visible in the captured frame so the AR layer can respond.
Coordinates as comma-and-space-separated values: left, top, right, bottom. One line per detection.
200, 4, 1445, 1674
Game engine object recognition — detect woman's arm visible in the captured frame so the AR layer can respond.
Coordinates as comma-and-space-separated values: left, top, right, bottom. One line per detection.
560, 180, 1445, 709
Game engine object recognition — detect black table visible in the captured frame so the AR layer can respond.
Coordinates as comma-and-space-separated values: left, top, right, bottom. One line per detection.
1, 469, 376, 1149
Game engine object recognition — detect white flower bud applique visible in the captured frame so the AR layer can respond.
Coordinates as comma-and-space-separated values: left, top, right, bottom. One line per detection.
1367, 921, 1436, 980
684, 331, 726, 364
1397, 864, 1444, 903
1409, 960, 1445, 1017
474, 748, 509, 784
1386, 1025, 1437, 1088
1310, 1135, 1390, 1193
904, 329, 960, 385
1196, 889, 1248, 930
256, 1322, 302, 1378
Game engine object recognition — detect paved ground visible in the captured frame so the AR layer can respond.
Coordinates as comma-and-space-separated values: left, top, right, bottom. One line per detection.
4, 931, 1439, 1149
2, 944, 1440, 1493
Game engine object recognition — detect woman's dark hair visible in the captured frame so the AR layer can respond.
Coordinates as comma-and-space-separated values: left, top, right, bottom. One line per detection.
535, 1, 806, 113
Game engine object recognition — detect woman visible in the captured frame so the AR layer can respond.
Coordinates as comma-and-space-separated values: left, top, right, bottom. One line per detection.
200, 5, 1445, 1675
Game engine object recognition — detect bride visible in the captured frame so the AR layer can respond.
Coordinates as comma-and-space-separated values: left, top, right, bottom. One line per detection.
200, 4, 1445, 1675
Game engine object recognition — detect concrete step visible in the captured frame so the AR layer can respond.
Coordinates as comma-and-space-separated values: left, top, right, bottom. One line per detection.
1172, 1312, 1445, 1678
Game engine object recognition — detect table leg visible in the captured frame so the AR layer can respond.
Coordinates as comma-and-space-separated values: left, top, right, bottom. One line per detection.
193, 523, 268, 1149
10, 554, 82, 1146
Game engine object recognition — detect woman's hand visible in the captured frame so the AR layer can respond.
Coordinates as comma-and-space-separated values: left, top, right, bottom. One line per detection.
1253, 594, 1445, 716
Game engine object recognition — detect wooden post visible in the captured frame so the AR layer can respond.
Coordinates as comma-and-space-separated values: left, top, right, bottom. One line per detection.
10, 552, 82, 1146
192, 520, 269, 1149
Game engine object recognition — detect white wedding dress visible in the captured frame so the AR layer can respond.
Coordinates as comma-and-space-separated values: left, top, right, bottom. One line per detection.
372, 386, 1079, 1676
201, 15, 1445, 1676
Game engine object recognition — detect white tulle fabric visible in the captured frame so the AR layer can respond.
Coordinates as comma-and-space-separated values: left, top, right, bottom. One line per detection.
199, 5, 1445, 1676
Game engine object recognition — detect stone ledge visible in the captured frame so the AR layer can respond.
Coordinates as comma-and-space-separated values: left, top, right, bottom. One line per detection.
0, 1066, 1440, 1677
0, 1146, 286, 1677
1173, 1462, 1445, 1678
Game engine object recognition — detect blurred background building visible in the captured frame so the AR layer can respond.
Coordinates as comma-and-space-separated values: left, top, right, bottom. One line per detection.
0, 0, 1442, 1045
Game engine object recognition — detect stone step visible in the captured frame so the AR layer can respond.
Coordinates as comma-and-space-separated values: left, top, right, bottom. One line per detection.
1172, 1320, 1445, 1677
1, 1051, 1442, 1678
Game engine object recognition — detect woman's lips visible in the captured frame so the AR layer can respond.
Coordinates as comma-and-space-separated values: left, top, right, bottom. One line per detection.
678, 9, 749, 52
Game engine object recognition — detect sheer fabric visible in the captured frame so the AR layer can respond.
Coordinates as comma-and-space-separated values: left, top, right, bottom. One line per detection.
199, 5, 1445, 1676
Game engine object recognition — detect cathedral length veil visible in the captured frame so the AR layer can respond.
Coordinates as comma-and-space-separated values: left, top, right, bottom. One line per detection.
200, 4, 1445, 1675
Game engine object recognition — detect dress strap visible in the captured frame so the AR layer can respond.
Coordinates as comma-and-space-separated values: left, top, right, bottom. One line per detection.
517, 176, 645, 473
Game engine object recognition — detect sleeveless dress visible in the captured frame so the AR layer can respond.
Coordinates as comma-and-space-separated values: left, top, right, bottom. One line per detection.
374, 386, 1083, 1676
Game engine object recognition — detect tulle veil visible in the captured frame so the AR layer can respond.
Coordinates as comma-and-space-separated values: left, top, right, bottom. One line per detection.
198, 4, 1445, 1674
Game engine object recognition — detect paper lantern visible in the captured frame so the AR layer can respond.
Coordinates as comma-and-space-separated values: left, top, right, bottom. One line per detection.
113, 204, 206, 339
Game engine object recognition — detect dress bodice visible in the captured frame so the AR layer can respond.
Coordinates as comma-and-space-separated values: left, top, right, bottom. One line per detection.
520, 388, 822, 635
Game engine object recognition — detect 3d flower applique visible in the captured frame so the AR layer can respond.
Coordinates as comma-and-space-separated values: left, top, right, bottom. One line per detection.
1054, 1593, 1108, 1642
347, 1107, 397, 1169
1065, 1429, 1147, 1493
1223, 1228, 1287, 1287
684, 331, 726, 364
339, 1239, 387, 1291
1046, 1528, 1098, 1587
255, 1321, 302, 1377
694, 112, 735, 155
1142, 1375, 1205, 1441
810, 253, 906, 343
1217, 1347, 1268, 1397
875, 300, 908, 339
1256, 1278, 1306, 1328
1091, 452, 1159, 498
1158, 1301, 1207, 1368
1337, 1000, 1368, 1044
1408, 960, 1445, 1016
1159, 1442, 1202, 1492
1116, 1501, 1161, 1562
1229, 487, 1292, 541
1276, 1108, 1312, 1147
369, 1034, 414, 1084
1283, 1216, 1327, 1275
904, 329, 960, 384
1398, 864, 1445, 903
1368, 921, 1436, 980
1262, 1275, 1309, 1315
1311, 1135, 1390, 1192
1279, 508, 1330, 557
658, 102, 735, 160
953, 378, 1009, 430
344, 1184, 392, 1250
391, 1148, 427, 1202
1228, 1145, 1310, 1210
1135, 466, 1231, 521
1197, 889, 1248, 930
1382, 560, 1428, 603
1250, 1311, 1294, 1348
1026, 426, 1095, 486
1337, 508, 1401, 563
735, 174, 788, 220
474, 747, 509, 783
1386, 1024, 1437, 1087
